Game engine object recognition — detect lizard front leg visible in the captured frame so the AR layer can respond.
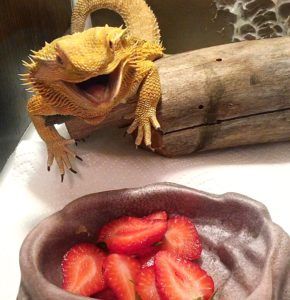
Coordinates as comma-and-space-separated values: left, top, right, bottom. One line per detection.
127, 62, 161, 147
28, 95, 81, 181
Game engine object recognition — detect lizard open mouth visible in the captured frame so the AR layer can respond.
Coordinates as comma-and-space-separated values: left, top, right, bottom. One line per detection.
74, 63, 123, 105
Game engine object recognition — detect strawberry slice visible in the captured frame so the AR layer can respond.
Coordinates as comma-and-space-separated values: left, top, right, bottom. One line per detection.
104, 254, 140, 300
161, 215, 202, 260
98, 216, 167, 255
136, 267, 161, 300
62, 243, 106, 297
98, 217, 143, 243
155, 251, 214, 300
145, 211, 167, 221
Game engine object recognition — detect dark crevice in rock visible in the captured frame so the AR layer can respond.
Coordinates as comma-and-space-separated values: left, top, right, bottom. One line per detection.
214, 0, 289, 41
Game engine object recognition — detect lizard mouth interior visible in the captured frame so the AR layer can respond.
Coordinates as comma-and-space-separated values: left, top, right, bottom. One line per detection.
74, 64, 123, 105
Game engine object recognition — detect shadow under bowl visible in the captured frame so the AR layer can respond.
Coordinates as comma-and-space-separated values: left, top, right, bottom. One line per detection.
17, 183, 290, 299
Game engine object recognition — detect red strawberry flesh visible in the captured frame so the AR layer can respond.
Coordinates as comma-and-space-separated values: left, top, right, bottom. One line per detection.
155, 251, 214, 300
137, 245, 160, 268
98, 216, 167, 255
138, 252, 157, 268
104, 254, 140, 300
98, 217, 143, 242
61, 243, 106, 297
136, 266, 161, 300
161, 215, 202, 260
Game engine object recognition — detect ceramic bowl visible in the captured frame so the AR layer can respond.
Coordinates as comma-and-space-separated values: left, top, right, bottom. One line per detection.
17, 183, 290, 300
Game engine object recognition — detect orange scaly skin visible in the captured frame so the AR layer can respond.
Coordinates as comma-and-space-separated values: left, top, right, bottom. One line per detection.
21, 0, 164, 179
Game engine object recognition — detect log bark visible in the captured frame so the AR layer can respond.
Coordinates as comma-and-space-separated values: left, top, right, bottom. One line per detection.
65, 36, 290, 156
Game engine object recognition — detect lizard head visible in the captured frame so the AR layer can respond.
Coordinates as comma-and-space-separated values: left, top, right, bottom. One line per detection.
24, 26, 130, 114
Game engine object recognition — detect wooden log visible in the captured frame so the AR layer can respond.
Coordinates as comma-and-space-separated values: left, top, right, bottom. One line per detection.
65, 36, 290, 156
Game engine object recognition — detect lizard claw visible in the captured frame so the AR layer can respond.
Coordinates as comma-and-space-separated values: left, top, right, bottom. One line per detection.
156, 126, 163, 134
69, 168, 78, 174
148, 145, 156, 152
46, 138, 81, 178
76, 155, 83, 161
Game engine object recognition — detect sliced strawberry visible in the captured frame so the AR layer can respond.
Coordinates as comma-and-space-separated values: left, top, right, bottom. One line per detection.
136, 267, 161, 300
155, 251, 214, 300
104, 254, 140, 300
93, 288, 117, 300
145, 211, 167, 221
137, 245, 159, 257
98, 217, 143, 243
62, 243, 106, 297
98, 216, 167, 255
161, 215, 202, 260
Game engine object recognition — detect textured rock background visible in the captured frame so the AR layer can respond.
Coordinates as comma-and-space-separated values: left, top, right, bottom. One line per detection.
214, 0, 290, 40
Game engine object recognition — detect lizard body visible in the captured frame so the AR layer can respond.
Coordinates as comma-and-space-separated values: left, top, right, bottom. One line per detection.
21, 0, 164, 179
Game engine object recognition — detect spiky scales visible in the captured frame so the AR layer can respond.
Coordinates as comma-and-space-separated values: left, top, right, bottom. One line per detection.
22, 0, 164, 180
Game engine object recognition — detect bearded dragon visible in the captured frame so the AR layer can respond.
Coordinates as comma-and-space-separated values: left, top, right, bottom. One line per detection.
20, 0, 164, 181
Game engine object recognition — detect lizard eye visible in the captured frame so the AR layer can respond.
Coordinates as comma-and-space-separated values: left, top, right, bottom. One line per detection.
56, 55, 64, 65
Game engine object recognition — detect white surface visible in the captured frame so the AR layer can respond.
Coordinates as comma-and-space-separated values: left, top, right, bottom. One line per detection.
1, 124, 290, 299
